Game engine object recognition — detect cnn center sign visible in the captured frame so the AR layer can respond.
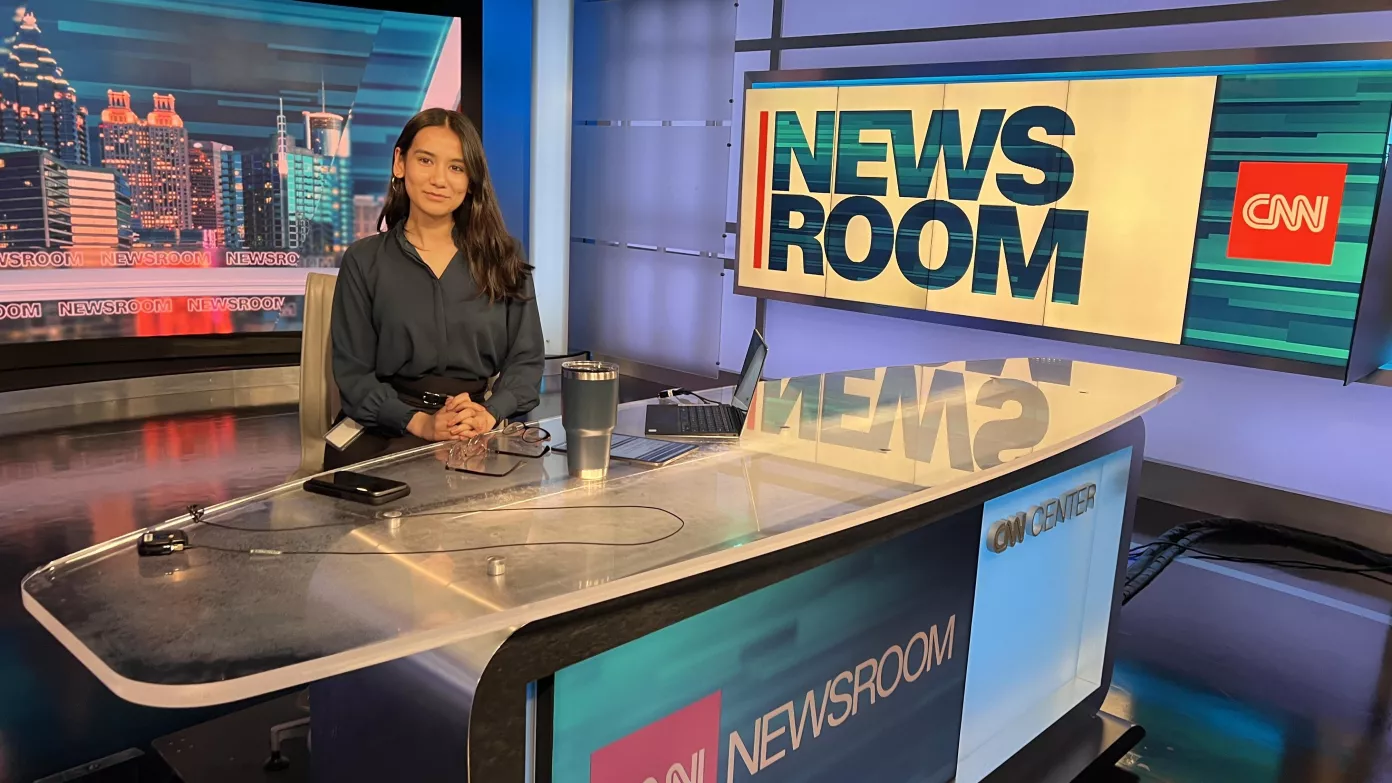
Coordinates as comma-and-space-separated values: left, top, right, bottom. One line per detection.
735, 74, 1352, 346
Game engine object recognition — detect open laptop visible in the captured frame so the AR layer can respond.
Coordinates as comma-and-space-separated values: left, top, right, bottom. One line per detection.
644, 331, 767, 438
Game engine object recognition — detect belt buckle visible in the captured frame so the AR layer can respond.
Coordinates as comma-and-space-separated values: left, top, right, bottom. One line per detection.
420, 390, 451, 409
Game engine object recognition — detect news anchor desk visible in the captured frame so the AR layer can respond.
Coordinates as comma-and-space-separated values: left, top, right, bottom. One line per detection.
23, 358, 1178, 783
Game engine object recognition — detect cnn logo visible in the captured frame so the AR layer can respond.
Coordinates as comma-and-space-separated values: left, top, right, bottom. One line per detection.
641, 751, 707, 783
1227, 161, 1346, 265
1242, 193, 1329, 233
591, 692, 721, 783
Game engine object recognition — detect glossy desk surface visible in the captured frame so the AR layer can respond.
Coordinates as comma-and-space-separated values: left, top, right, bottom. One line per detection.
22, 359, 1178, 707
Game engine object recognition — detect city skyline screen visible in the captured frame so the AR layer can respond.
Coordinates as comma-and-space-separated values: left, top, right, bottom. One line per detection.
0, 0, 463, 343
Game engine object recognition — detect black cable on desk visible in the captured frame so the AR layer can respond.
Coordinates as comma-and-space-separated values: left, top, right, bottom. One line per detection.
182, 503, 687, 557
658, 387, 723, 406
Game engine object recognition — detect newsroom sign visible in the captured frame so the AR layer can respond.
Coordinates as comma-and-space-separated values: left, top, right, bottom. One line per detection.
748, 105, 1087, 303
736, 74, 1352, 346
563, 511, 980, 783
0, 297, 291, 321
589, 616, 959, 783
0, 250, 301, 268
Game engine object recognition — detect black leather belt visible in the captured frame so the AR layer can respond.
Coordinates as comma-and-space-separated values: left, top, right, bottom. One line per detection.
388, 376, 488, 411
394, 387, 451, 410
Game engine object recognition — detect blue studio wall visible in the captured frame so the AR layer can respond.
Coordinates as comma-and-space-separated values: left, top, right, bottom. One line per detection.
568, 0, 1392, 515
483, 0, 532, 247
487, 0, 569, 355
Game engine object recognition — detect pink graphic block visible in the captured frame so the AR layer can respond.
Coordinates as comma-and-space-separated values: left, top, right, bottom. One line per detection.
590, 691, 723, 783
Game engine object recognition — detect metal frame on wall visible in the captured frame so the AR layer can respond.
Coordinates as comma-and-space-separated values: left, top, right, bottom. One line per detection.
1347, 160, 1392, 384
732, 41, 1392, 385
0, 0, 484, 393
734, 0, 1392, 56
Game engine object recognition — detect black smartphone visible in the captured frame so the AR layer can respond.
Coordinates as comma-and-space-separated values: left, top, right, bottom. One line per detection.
304, 471, 410, 505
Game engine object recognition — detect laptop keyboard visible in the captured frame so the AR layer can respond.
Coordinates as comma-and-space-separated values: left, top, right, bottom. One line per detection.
679, 404, 739, 434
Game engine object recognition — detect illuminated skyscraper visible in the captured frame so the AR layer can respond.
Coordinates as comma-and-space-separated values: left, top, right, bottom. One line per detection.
303, 85, 352, 251
67, 166, 133, 248
96, 90, 141, 196
218, 146, 245, 249
284, 150, 326, 252
303, 83, 349, 160
242, 99, 349, 256
0, 142, 131, 249
0, 8, 89, 166
354, 194, 383, 240
143, 94, 191, 231
97, 90, 192, 231
189, 139, 242, 246
244, 146, 335, 254
188, 140, 220, 232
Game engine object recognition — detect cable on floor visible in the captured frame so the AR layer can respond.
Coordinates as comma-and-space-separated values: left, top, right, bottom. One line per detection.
1124, 518, 1392, 604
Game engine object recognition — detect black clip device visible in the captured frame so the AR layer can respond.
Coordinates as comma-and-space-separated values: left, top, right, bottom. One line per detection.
137, 530, 190, 557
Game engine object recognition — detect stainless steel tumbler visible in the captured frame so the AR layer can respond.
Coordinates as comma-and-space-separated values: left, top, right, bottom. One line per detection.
561, 360, 620, 480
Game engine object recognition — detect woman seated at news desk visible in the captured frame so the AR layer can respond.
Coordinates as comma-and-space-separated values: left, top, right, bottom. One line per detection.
326, 108, 543, 470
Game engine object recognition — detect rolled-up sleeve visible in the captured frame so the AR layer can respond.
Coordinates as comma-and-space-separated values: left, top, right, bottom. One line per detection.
331, 249, 416, 435
484, 276, 545, 422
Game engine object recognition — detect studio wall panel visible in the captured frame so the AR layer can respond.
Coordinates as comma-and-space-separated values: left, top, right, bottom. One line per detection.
779, 0, 1272, 38
777, 11, 1392, 69
570, 243, 726, 376
573, 0, 735, 121
736, 0, 775, 41
570, 0, 736, 376
570, 124, 633, 243
573, 126, 730, 255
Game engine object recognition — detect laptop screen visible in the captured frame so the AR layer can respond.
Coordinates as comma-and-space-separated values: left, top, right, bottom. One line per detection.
731, 331, 767, 412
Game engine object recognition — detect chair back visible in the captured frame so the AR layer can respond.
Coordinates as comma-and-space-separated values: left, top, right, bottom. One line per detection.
295, 272, 340, 478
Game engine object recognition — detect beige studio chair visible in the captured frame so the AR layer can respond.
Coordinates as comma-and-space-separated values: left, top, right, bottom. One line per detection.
293, 272, 340, 479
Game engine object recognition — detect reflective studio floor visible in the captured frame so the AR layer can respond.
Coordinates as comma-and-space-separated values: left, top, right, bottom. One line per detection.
1, 391, 1390, 781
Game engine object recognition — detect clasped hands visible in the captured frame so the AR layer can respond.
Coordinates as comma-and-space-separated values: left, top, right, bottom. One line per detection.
407, 393, 497, 442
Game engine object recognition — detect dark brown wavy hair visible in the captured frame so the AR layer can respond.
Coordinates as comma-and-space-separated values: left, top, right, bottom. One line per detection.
378, 108, 531, 301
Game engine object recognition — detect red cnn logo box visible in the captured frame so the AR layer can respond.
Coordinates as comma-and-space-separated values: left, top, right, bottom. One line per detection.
590, 692, 721, 783
1226, 161, 1347, 265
